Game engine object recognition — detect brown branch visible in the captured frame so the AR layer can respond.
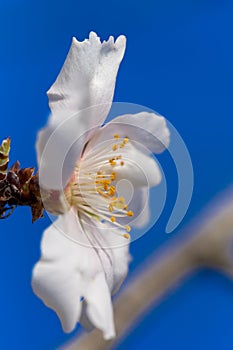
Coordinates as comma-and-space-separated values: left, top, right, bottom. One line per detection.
60, 187, 233, 350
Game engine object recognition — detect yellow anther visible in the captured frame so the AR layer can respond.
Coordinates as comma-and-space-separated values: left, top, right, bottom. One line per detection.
116, 155, 122, 160
123, 233, 130, 239
109, 204, 113, 212
119, 197, 125, 203
110, 216, 116, 222
120, 161, 124, 166
125, 225, 131, 232
109, 159, 117, 166
124, 204, 128, 210
111, 172, 116, 181
114, 134, 119, 140
112, 144, 118, 151
108, 185, 116, 196
123, 137, 129, 144
127, 210, 134, 217
96, 179, 111, 185
120, 143, 125, 148
103, 184, 109, 191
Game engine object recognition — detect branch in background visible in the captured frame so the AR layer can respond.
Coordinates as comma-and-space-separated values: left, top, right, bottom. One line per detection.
60, 187, 233, 350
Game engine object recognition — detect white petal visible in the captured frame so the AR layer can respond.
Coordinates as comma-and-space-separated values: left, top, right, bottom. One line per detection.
86, 111, 170, 154
32, 209, 117, 337
78, 217, 130, 337
79, 301, 95, 332
32, 209, 130, 338
47, 32, 126, 123
37, 32, 126, 190
85, 272, 115, 340
110, 241, 130, 295
78, 214, 130, 292
32, 224, 83, 332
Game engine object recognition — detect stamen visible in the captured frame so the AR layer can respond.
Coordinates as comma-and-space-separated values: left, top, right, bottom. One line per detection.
97, 188, 110, 199
108, 185, 116, 196
68, 133, 133, 235
125, 225, 131, 232
103, 184, 109, 191
111, 172, 116, 181
109, 159, 117, 166
95, 179, 111, 185
112, 144, 118, 151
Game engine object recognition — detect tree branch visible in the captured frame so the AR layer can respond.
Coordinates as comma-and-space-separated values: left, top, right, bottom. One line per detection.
60, 187, 233, 350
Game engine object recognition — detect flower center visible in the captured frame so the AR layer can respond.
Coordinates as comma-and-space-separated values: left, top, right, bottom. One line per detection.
66, 134, 134, 239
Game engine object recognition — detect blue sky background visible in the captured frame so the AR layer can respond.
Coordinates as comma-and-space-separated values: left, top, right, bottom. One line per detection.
0, 0, 233, 349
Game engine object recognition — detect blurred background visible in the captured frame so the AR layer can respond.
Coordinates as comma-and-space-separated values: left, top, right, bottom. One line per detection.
0, 0, 233, 349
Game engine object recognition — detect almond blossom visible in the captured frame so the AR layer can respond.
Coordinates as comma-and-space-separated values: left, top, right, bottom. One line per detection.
32, 32, 170, 339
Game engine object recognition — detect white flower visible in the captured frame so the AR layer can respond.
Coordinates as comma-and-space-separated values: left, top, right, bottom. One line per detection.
32, 32, 170, 339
